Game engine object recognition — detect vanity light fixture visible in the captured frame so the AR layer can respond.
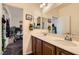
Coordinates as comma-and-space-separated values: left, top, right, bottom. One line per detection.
42, 3, 46, 6
40, 4, 43, 8
40, 3, 48, 8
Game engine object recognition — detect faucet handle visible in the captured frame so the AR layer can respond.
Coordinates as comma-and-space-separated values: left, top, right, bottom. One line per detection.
64, 33, 72, 41
64, 33, 70, 35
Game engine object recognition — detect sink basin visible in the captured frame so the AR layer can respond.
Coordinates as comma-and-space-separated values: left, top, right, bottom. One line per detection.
39, 32, 77, 47
45, 34, 64, 40
53, 40, 77, 47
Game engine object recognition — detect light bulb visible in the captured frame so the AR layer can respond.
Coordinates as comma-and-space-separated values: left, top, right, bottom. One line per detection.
42, 3, 46, 6
40, 4, 43, 8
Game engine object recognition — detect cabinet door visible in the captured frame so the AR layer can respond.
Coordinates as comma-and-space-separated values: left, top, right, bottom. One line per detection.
36, 39, 43, 55
43, 41, 56, 55
32, 36, 36, 55
56, 47, 74, 55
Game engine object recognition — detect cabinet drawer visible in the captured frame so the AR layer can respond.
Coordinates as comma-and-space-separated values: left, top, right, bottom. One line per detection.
36, 39, 43, 55
32, 36, 36, 55
43, 41, 56, 55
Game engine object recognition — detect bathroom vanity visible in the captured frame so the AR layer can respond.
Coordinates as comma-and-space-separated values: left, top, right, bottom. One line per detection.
31, 30, 79, 55
32, 36, 74, 55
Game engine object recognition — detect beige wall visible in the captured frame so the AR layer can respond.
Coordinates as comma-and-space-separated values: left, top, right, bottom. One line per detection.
23, 9, 32, 54
0, 3, 2, 54
23, 8, 41, 55
22, 5, 41, 55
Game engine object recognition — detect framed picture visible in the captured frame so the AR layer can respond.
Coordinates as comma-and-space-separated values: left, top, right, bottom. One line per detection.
25, 14, 32, 20
48, 19, 51, 23
37, 17, 41, 24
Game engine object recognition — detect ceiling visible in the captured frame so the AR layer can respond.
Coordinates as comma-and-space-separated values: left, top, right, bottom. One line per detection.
5, 3, 40, 9
4, 3, 63, 13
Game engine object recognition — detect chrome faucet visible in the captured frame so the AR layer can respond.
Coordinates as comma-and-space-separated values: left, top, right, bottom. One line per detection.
65, 33, 72, 41
65, 16, 72, 41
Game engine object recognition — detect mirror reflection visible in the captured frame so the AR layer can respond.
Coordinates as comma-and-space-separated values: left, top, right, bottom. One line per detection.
33, 3, 79, 36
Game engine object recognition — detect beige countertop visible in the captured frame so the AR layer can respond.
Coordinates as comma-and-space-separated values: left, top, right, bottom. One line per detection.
31, 29, 79, 55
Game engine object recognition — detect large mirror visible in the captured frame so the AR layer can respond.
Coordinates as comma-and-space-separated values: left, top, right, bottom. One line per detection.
33, 3, 79, 36
39, 3, 71, 35
32, 3, 70, 35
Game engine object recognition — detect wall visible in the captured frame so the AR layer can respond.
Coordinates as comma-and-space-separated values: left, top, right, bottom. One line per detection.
0, 3, 2, 54
4, 5, 23, 27
23, 7, 41, 55
23, 9, 32, 54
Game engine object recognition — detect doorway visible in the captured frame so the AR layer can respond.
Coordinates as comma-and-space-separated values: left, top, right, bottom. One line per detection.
2, 4, 23, 55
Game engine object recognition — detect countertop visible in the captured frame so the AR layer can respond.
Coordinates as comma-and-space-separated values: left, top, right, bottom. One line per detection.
31, 29, 79, 55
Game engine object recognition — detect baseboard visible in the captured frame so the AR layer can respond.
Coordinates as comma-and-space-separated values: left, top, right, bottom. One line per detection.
23, 51, 33, 55
28, 53, 33, 55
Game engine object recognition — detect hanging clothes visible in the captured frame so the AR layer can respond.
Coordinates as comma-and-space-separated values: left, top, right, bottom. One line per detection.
52, 24, 57, 34
6, 18, 10, 37
2, 15, 6, 51
2, 15, 6, 24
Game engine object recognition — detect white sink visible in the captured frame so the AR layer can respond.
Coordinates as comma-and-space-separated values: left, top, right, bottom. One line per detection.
53, 40, 77, 47
38, 32, 77, 47
45, 34, 64, 40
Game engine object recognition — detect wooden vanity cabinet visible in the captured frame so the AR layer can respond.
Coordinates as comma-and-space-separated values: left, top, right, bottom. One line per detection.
32, 36, 43, 55
36, 38, 43, 55
32, 36, 56, 55
32, 36, 75, 55
56, 47, 74, 55
42, 41, 56, 55
32, 36, 36, 55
